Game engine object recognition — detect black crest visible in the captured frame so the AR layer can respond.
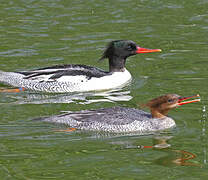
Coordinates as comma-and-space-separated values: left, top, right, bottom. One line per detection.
99, 40, 137, 61
99, 40, 127, 61
99, 41, 115, 61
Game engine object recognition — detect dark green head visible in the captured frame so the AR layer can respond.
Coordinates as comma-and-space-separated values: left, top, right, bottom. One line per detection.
99, 40, 161, 72
99, 40, 138, 60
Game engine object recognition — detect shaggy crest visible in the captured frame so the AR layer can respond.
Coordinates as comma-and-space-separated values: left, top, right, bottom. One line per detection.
143, 94, 180, 109
99, 40, 126, 61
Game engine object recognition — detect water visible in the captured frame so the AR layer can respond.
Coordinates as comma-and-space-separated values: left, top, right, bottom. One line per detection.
0, 0, 208, 179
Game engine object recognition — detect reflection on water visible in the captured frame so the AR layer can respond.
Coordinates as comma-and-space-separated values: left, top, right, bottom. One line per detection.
0, 87, 132, 105
154, 149, 199, 167
120, 135, 201, 167
151, 136, 200, 167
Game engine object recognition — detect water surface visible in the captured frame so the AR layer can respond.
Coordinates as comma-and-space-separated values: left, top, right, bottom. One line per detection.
0, 0, 208, 179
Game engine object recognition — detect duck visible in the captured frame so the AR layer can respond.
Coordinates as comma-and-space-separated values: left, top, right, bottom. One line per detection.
0, 40, 161, 93
38, 94, 200, 133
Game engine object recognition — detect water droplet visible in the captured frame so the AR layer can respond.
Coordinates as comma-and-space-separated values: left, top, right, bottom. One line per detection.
202, 106, 206, 112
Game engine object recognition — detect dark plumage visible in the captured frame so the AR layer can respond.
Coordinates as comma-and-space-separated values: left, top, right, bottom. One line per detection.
19, 64, 111, 80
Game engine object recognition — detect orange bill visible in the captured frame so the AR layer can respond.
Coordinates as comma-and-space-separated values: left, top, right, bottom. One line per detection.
136, 47, 162, 53
177, 94, 200, 106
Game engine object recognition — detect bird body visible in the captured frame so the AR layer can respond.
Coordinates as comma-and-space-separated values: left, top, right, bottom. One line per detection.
0, 40, 161, 93
38, 94, 200, 133
41, 107, 176, 133
0, 66, 131, 93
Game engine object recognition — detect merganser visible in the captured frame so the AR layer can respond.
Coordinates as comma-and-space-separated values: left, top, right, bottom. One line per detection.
0, 40, 161, 93
39, 94, 200, 133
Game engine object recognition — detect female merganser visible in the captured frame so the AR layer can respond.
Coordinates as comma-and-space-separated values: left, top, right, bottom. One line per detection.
0, 40, 161, 93
39, 94, 200, 133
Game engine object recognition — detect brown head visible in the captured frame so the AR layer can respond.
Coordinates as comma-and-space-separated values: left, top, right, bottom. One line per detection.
143, 94, 200, 118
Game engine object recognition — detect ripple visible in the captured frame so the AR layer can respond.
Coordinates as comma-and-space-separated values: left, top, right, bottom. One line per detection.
0, 49, 38, 57
173, 70, 196, 75
20, 33, 49, 37
0, 88, 132, 105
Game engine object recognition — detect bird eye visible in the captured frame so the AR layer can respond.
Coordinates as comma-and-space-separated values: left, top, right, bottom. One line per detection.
126, 44, 136, 51
168, 99, 174, 103
126, 45, 132, 50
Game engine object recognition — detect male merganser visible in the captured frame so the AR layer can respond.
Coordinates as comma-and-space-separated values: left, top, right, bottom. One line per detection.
39, 94, 200, 133
0, 40, 161, 93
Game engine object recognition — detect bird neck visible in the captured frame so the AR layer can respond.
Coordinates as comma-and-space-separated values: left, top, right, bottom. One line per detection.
150, 108, 169, 119
109, 55, 126, 72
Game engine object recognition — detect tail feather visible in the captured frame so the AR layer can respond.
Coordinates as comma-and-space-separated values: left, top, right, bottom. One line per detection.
0, 70, 25, 86
0, 70, 6, 82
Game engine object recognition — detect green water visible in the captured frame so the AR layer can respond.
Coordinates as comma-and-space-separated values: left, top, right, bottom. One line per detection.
0, 0, 208, 179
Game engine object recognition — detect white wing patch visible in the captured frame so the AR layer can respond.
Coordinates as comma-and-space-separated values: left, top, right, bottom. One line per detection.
56, 75, 88, 83
26, 74, 55, 82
